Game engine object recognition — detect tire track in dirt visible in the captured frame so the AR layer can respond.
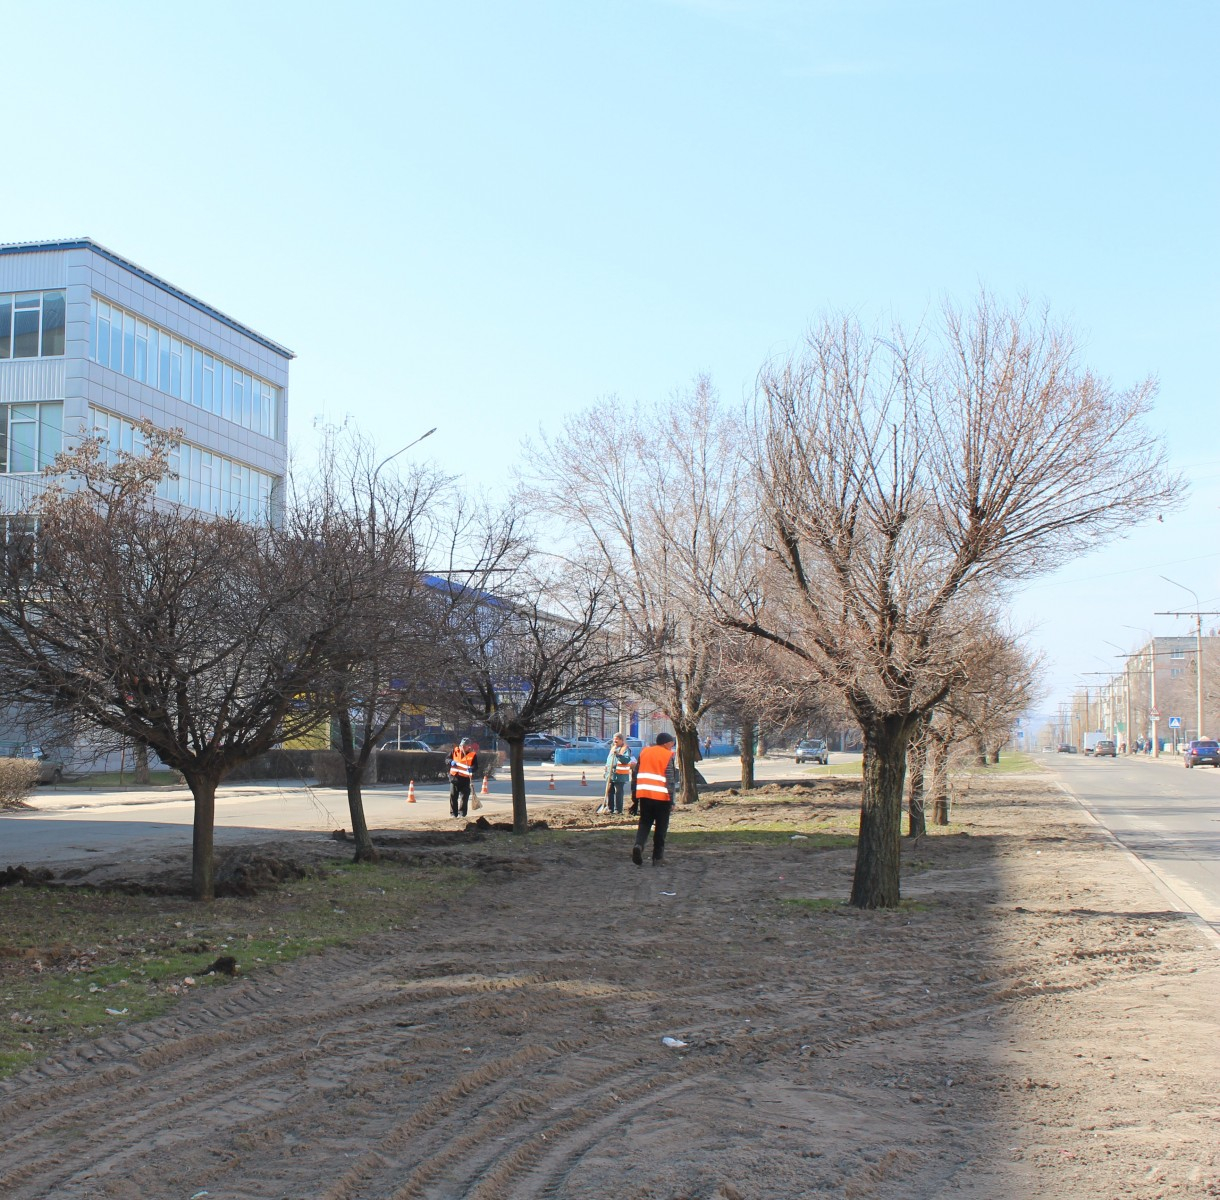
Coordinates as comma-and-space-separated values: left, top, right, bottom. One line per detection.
2, 787, 1214, 1200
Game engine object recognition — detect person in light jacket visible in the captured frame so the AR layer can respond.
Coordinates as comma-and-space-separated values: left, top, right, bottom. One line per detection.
602, 732, 634, 816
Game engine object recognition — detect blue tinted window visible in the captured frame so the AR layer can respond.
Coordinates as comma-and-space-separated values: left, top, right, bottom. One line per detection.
122, 312, 135, 376
40, 292, 65, 356
147, 327, 159, 387
13, 298, 39, 358
8, 405, 37, 470
134, 323, 148, 382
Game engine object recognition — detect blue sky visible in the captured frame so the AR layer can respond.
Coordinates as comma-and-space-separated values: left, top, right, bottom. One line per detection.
3, 0, 1217, 723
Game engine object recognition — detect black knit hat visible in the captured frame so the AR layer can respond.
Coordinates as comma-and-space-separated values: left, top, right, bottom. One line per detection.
655, 732, 675, 745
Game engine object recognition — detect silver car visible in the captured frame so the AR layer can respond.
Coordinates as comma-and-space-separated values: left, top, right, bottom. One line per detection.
795, 738, 829, 765
9, 744, 64, 784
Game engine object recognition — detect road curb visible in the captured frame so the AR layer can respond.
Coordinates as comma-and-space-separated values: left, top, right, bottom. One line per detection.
1049, 777, 1220, 953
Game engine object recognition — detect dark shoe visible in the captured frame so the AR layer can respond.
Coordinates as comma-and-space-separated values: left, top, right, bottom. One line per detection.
631, 844, 643, 866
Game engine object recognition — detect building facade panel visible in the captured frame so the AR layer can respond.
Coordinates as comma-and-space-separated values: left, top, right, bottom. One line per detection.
0, 250, 69, 292
0, 238, 292, 518
0, 359, 66, 404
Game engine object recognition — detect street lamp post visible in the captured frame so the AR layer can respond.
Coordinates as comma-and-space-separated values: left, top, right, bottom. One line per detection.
367, 426, 437, 538
372, 427, 437, 492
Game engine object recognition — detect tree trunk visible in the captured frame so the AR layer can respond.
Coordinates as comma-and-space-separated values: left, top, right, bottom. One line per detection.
850, 714, 914, 909
929, 728, 950, 826
507, 737, 528, 834
337, 711, 378, 863
991, 746, 1001, 764
740, 718, 756, 791
674, 722, 700, 805
975, 738, 988, 767
185, 771, 220, 902
134, 741, 150, 785
907, 722, 927, 839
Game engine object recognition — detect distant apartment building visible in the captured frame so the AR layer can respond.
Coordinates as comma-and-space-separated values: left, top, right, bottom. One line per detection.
1115, 634, 1220, 746
0, 238, 291, 525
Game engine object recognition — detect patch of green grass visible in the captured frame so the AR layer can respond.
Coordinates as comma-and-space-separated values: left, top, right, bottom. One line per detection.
784, 897, 844, 912
791, 760, 863, 778
964, 752, 1038, 776
0, 860, 475, 1078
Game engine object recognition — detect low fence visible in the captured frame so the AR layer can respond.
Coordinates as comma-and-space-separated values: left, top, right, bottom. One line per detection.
555, 742, 739, 766
554, 747, 610, 766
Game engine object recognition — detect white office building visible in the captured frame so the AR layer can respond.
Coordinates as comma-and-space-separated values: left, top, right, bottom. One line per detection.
0, 238, 291, 523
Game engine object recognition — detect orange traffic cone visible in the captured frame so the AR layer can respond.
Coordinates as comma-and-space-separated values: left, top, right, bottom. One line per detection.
549, 774, 556, 790
581, 771, 588, 786
407, 780, 416, 803
480, 774, 489, 796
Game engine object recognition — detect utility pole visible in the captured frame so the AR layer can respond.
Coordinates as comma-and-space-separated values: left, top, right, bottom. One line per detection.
1149, 641, 1160, 757
1104, 641, 1135, 753
1156, 577, 1219, 739
1124, 626, 1163, 756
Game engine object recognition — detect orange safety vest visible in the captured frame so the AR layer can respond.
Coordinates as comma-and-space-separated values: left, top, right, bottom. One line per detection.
635, 743, 674, 803
450, 747, 476, 779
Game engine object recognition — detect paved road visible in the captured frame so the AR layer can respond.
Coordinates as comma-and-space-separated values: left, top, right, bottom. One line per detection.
1046, 752, 1220, 935
1, 752, 854, 869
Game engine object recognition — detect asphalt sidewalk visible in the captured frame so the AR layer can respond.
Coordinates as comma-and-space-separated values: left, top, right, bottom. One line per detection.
1, 752, 862, 867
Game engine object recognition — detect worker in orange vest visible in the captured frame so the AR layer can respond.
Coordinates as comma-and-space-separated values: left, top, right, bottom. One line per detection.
631, 731, 678, 865
448, 738, 479, 818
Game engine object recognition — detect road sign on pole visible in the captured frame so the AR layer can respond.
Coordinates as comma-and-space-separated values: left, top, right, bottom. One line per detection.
1168, 716, 1182, 729
1150, 707, 1161, 721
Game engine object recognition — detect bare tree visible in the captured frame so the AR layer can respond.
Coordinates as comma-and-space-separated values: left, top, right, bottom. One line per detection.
902, 617, 1043, 834
529, 378, 755, 804
905, 714, 931, 838
0, 433, 362, 900
947, 628, 1043, 770
296, 431, 447, 862
728, 295, 1181, 907
709, 631, 840, 791
432, 504, 646, 832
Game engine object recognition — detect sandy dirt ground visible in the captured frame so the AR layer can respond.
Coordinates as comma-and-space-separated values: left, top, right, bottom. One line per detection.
1, 770, 1217, 1199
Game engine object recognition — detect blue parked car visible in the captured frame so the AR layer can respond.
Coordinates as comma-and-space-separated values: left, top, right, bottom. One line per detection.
1183, 738, 1220, 768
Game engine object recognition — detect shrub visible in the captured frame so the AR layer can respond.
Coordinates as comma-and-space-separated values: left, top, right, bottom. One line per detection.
0, 759, 41, 808
222, 749, 325, 783
375, 750, 452, 783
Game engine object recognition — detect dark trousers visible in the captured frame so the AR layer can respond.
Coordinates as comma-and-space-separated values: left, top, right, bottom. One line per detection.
450, 776, 471, 816
606, 776, 627, 814
634, 798, 672, 860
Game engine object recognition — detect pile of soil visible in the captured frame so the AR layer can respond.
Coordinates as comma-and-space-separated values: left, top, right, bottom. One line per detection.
1, 773, 1216, 1198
